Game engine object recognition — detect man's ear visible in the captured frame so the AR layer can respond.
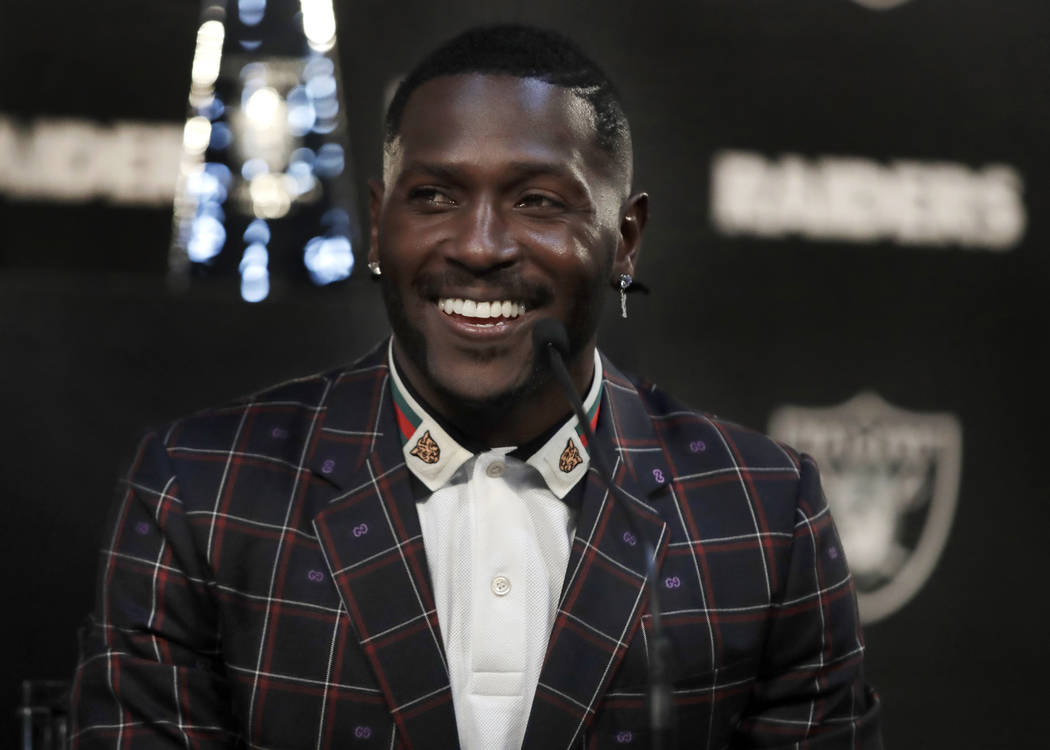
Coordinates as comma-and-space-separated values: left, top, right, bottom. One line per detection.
614, 191, 649, 278
367, 178, 385, 266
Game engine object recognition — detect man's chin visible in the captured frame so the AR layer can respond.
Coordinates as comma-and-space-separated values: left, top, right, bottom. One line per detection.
427, 359, 543, 414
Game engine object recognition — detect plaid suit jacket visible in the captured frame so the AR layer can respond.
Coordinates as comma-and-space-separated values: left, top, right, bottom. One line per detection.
72, 342, 881, 749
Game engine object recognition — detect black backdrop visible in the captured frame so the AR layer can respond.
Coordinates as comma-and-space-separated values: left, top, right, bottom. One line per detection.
2, 1, 1048, 747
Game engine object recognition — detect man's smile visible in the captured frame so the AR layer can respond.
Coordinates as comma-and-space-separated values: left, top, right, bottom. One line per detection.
436, 298, 526, 320
430, 295, 533, 341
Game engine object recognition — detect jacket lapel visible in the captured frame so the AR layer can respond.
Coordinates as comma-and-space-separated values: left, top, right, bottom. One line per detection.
523, 357, 671, 749
309, 353, 459, 750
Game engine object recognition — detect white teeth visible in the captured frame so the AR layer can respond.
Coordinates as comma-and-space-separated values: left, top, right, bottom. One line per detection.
437, 298, 525, 320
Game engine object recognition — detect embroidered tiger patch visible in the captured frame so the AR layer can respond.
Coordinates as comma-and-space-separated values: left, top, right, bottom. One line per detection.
410, 430, 441, 464
559, 438, 583, 473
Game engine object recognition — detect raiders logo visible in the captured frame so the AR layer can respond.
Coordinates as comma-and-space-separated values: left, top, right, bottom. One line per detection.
410, 430, 441, 465
559, 439, 583, 473
769, 392, 961, 624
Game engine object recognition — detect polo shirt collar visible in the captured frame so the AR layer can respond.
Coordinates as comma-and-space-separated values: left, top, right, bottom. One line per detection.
387, 339, 603, 499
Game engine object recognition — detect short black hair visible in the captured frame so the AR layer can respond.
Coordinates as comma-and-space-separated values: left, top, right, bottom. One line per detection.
383, 24, 631, 162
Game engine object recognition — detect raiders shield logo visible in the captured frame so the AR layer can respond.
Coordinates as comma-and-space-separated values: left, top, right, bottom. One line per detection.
410, 430, 441, 465
559, 438, 583, 473
769, 392, 961, 624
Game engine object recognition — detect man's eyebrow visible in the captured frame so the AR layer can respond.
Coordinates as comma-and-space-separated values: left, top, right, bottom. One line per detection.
398, 160, 587, 190
398, 161, 467, 183
505, 162, 593, 198
504, 161, 579, 181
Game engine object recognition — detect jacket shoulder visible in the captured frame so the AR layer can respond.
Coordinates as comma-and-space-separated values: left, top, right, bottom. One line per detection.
629, 374, 802, 474
151, 342, 389, 478
626, 375, 814, 559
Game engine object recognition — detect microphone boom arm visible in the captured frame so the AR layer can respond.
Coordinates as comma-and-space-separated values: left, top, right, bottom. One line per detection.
536, 326, 675, 749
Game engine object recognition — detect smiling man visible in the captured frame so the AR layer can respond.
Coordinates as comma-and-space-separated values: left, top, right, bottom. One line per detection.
372, 58, 644, 447
72, 24, 881, 750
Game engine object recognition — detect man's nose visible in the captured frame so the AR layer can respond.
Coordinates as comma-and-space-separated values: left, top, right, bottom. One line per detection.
445, 198, 520, 272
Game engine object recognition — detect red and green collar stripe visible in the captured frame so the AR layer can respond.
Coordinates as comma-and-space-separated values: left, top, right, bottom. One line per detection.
575, 391, 601, 448
391, 383, 422, 443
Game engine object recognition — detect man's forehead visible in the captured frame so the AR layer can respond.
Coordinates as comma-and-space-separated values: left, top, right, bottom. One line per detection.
402, 74, 593, 138
385, 73, 628, 187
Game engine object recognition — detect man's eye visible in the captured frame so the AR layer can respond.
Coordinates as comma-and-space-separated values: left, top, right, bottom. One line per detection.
516, 194, 563, 210
409, 187, 455, 205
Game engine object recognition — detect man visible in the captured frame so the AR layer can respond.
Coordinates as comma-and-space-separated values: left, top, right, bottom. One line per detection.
72, 24, 881, 749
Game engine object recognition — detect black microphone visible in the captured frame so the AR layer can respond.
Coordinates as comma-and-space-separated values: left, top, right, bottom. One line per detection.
533, 317, 571, 363
532, 319, 675, 750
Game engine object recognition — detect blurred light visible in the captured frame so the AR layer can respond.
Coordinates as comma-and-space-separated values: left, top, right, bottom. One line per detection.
286, 148, 317, 195
240, 265, 270, 302
241, 157, 269, 180
238, 0, 266, 26
191, 21, 225, 92
244, 86, 284, 128
250, 173, 293, 218
171, 0, 358, 296
209, 122, 233, 150
239, 61, 267, 83
286, 85, 317, 136
184, 162, 232, 203
314, 143, 344, 177
300, 0, 336, 52
321, 207, 350, 229
313, 97, 339, 118
289, 147, 316, 167
311, 119, 337, 135
306, 71, 339, 127
239, 242, 270, 302
239, 242, 269, 271
187, 213, 226, 262
244, 218, 271, 245
304, 235, 354, 285
185, 169, 226, 203
303, 56, 333, 80
197, 96, 225, 121
286, 160, 316, 195
305, 73, 336, 100
197, 200, 226, 222
204, 162, 233, 189
182, 116, 212, 155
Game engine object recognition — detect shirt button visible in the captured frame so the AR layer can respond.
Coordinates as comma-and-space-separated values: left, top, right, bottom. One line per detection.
491, 575, 511, 596
485, 462, 504, 478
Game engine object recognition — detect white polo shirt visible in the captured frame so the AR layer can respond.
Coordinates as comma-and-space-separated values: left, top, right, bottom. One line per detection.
388, 344, 603, 750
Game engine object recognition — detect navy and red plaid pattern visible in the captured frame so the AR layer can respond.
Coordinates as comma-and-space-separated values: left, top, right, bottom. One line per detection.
71, 342, 881, 749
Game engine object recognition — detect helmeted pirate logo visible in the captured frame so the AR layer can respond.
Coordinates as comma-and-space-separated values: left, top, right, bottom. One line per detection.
769, 392, 962, 624
410, 430, 441, 465
559, 438, 583, 473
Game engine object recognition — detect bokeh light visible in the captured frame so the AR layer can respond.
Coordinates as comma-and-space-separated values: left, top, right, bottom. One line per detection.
171, 0, 359, 296
303, 235, 353, 285
300, 0, 337, 52
238, 0, 267, 26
